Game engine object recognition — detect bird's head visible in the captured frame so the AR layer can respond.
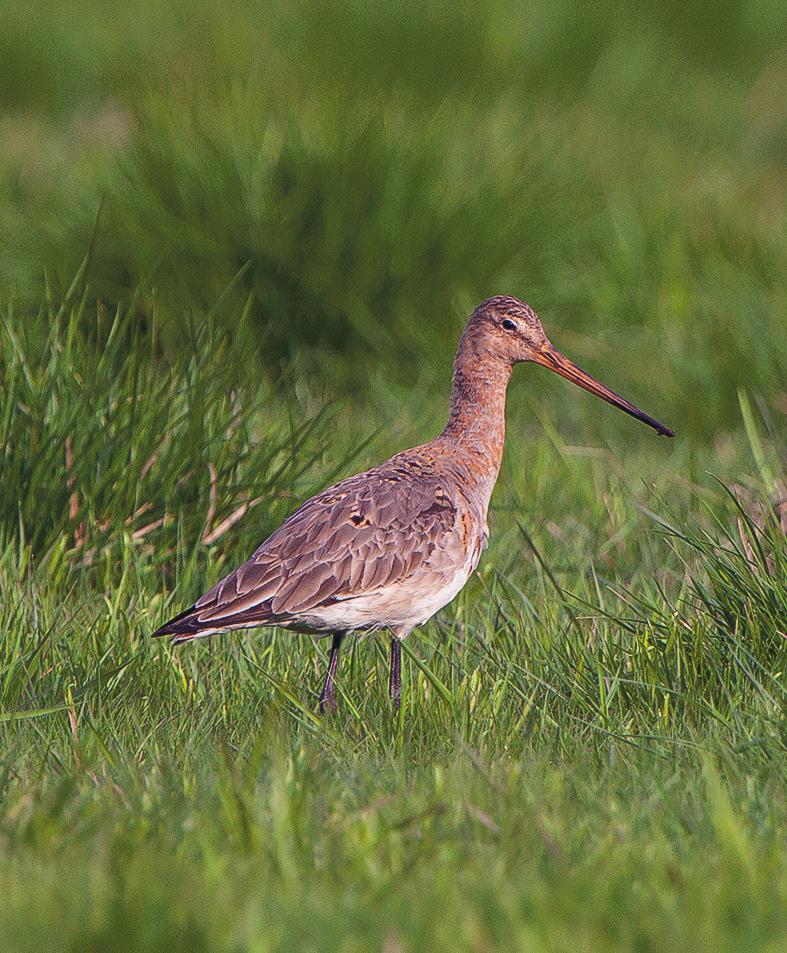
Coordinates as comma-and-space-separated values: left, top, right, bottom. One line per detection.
467, 295, 674, 437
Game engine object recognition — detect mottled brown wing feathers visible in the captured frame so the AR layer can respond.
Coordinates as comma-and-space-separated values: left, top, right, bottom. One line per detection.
153, 461, 456, 637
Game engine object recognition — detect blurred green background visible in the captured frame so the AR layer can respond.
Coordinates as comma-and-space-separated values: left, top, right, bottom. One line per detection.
1, 0, 785, 424
1, 3, 786, 951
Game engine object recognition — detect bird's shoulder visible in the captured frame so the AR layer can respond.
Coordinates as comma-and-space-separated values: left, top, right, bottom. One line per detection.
258, 445, 457, 558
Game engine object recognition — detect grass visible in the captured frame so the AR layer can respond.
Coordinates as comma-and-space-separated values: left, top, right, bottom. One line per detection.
1, 1, 786, 950
1, 306, 784, 952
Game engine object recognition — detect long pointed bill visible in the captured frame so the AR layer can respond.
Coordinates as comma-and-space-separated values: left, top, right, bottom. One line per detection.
533, 345, 675, 437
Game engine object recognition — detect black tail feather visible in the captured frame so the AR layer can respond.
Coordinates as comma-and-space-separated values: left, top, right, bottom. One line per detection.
152, 603, 282, 643
151, 605, 204, 641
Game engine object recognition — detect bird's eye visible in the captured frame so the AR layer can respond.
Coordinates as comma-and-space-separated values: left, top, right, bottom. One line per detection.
501, 318, 517, 331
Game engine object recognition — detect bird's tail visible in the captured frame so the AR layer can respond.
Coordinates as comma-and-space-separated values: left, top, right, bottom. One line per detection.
151, 605, 214, 644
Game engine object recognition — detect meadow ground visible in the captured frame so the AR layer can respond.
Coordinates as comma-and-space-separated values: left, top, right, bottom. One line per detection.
0, 2, 786, 950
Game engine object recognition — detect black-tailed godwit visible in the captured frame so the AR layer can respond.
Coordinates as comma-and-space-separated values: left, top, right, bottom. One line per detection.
154, 296, 673, 712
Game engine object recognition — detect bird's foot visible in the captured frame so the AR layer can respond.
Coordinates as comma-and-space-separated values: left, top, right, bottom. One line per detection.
319, 690, 338, 715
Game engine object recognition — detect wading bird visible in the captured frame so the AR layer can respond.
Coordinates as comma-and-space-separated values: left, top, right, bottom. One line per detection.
154, 296, 673, 712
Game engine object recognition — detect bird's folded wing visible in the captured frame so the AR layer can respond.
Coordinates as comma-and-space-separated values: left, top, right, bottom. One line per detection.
185, 467, 457, 628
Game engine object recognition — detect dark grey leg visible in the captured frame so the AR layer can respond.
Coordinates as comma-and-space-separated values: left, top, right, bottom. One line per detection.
319, 633, 343, 714
389, 637, 401, 711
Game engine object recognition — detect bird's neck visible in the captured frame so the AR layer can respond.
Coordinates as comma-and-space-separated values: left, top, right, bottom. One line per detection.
438, 342, 512, 508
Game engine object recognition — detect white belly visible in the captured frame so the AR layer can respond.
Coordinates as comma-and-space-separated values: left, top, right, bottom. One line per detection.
301, 547, 481, 636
